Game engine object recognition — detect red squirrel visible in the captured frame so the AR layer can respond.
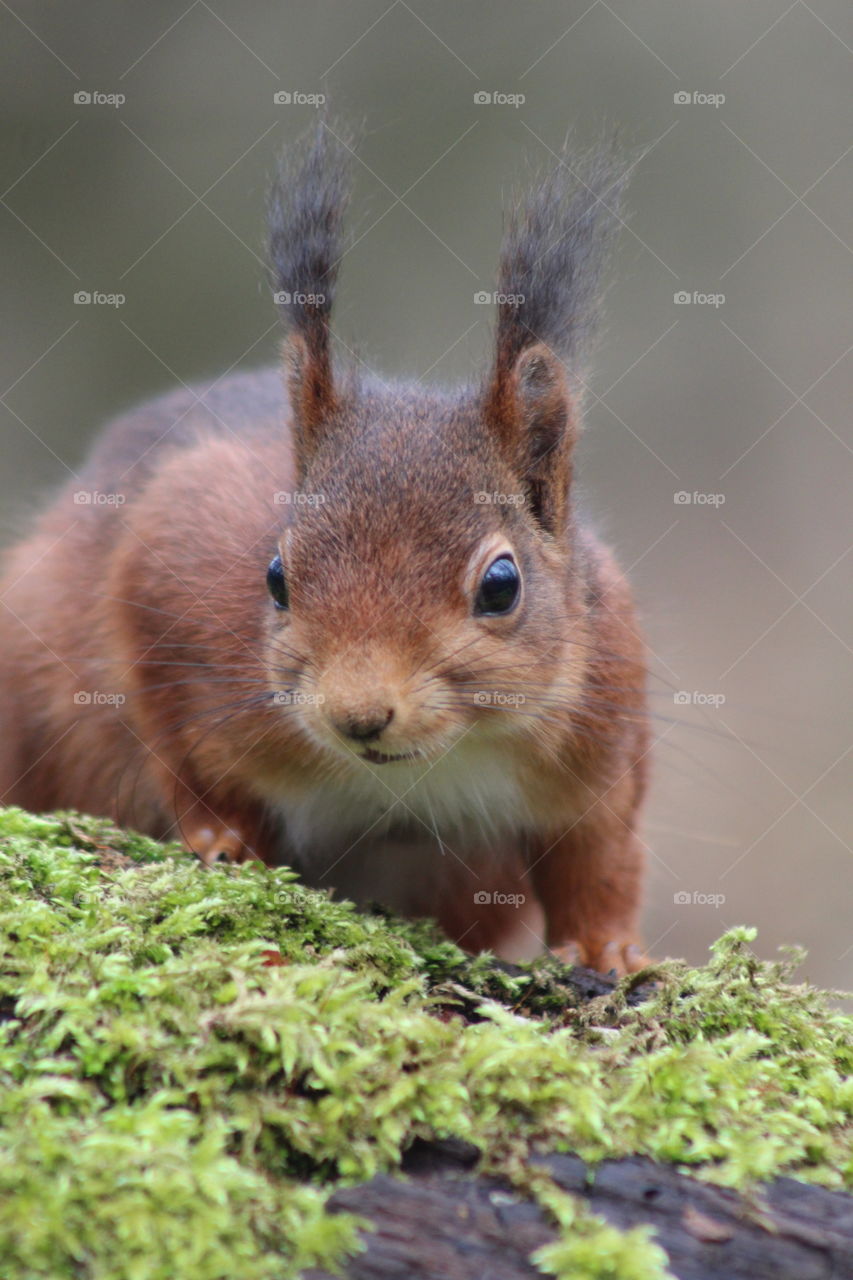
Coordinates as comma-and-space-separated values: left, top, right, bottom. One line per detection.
0, 124, 650, 973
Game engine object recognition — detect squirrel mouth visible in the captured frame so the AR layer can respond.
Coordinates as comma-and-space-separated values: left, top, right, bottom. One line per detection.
360, 747, 416, 765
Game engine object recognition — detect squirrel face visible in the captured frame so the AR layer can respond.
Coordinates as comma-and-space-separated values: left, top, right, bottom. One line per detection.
263, 387, 588, 772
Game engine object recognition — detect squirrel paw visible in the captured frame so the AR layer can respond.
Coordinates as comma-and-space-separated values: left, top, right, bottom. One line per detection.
552, 938, 649, 977
184, 822, 262, 868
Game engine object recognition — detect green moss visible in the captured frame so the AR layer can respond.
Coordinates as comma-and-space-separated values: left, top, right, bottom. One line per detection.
531, 1178, 673, 1280
0, 805, 850, 1280
0, 1103, 361, 1280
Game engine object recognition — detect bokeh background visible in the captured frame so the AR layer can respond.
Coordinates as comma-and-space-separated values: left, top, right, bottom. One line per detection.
1, 1, 850, 985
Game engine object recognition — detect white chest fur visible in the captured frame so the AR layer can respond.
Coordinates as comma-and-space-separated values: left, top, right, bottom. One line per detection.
282, 734, 532, 857
269, 733, 553, 928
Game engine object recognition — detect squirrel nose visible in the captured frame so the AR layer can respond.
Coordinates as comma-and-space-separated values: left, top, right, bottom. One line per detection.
335, 708, 394, 743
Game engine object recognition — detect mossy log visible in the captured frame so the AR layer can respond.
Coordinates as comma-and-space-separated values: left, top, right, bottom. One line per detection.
0, 806, 850, 1280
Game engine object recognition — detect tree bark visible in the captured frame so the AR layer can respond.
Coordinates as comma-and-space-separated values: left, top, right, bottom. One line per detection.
304, 1147, 853, 1280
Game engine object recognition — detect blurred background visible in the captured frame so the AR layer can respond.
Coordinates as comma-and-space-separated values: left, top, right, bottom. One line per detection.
0, 1, 850, 985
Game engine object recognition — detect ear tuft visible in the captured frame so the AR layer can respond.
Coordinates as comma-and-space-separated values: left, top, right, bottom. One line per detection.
269, 119, 354, 449
491, 142, 628, 375
482, 141, 630, 535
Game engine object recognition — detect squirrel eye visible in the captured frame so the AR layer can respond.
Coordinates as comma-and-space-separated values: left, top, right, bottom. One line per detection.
266, 554, 289, 610
474, 556, 520, 616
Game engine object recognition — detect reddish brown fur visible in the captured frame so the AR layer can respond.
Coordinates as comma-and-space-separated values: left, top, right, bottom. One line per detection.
0, 134, 652, 972
0, 362, 650, 971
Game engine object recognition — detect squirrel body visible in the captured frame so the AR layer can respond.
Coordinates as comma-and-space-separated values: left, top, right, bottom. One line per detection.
0, 127, 651, 971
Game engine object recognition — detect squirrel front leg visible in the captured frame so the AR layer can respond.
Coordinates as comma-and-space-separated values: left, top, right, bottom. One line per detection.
526, 777, 648, 975
143, 764, 274, 867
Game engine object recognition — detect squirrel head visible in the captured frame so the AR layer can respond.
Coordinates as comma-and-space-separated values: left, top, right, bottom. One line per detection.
263, 122, 626, 769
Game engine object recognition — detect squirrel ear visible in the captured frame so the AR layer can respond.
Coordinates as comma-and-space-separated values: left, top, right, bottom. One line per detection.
486, 342, 578, 535
284, 331, 337, 454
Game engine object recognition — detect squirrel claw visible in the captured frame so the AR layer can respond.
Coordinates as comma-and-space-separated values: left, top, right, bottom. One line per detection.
623, 943, 650, 973
553, 937, 650, 977
551, 940, 583, 968
184, 823, 260, 868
